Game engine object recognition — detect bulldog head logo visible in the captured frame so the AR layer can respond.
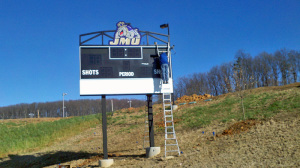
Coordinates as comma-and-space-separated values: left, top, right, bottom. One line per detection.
110, 21, 141, 45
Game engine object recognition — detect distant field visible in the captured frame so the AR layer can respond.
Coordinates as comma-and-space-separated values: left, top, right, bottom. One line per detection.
0, 118, 61, 125
0, 83, 299, 167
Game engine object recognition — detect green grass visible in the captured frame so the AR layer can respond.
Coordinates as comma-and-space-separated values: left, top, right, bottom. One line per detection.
117, 124, 139, 133
177, 86, 300, 129
0, 114, 101, 157
130, 114, 145, 119
178, 96, 238, 128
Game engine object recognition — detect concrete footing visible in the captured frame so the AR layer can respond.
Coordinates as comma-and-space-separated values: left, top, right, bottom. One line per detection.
99, 159, 114, 167
172, 105, 178, 110
146, 147, 161, 158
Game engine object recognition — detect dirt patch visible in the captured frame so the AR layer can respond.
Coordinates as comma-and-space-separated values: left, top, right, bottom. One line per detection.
220, 119, 260, 136
176, 94, 213, 104
156, 119, 182, 128
77, 153, 123, 167
154, 111, 181, 128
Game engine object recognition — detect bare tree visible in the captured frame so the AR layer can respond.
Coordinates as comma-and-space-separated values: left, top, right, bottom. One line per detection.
208, 66, 222, 96
258, 52, 273, 86
233, 50, 249, 120
275, 49, 290, 85
220, 62, 233, 93
288, 50, 299, 83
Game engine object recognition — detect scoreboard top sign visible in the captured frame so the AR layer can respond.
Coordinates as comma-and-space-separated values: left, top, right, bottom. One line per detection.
109, 21, 141, 46
79, 21, 173, 96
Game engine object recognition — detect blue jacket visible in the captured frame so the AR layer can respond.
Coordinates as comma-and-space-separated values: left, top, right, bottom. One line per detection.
160, 53, 168, 65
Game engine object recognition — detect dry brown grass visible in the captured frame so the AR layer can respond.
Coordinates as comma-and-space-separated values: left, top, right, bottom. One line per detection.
1, 111, 296, 168
0, 117, 62, 124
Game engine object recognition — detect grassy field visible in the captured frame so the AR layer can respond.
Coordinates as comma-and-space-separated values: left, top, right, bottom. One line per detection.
0, 83, 299, 167
0, 115, 101, 157
177, 83, 300, 128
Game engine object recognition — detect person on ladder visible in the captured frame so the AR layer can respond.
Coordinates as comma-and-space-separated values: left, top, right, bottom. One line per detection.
160, 52, 169, 84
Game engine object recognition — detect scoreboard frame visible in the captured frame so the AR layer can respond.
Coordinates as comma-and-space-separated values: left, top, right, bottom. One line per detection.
79, 22, 173, 96
79, 45, 173, 96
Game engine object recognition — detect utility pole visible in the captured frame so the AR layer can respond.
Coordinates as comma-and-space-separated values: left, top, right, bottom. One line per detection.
111, 99, 113, 112
128, 100, 132, 108
62, 93, 67, 118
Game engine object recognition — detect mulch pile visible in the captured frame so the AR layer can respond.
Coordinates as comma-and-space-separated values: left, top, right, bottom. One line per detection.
176, 94, 213, 103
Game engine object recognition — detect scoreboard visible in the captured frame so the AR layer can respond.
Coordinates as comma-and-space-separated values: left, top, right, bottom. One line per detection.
79, 46, 173, 95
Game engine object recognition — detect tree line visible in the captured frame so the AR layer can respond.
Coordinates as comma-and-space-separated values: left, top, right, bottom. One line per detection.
0, 98, 146, 119
174, 48, 300, 99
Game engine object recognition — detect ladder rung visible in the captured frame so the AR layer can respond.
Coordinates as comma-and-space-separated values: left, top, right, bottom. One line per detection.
167, 132, 175, 134
166, 121, 173, 123
165, 115, 172, 117
165, 138, 177, 140
166, 144, 177, 146
165, 126, 174, 129
164, 112, 172, 114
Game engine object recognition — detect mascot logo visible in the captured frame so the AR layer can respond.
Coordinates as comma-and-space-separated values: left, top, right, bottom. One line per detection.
109, 21, 141, 46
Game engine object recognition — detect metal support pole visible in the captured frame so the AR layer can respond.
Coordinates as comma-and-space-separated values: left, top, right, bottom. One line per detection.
102, 95, 108, 159
128, 100, 132, 108
167, 25, 175, 105
147, 94, 155, 147
62, 93, 67, 118
63, 95, 64, 118
167, 25, 170, 44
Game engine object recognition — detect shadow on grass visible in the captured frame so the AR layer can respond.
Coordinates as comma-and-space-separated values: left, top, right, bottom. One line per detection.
0, 151, 99, 168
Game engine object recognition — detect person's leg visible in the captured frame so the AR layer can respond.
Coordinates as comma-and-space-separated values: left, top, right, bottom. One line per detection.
165, 64, 169, 83
162, 64, 169, 84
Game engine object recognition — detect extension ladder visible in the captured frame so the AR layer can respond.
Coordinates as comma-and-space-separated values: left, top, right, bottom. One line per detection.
163, 92, 180, 157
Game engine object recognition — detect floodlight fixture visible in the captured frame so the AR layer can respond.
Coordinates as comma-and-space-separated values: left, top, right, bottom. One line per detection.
160, 24, 169, 29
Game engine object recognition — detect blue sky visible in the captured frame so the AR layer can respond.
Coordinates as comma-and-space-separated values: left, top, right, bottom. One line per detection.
0, 0, 299, 107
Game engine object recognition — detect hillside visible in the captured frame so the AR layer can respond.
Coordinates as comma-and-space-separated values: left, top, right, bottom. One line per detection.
0, 83, 299, 167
